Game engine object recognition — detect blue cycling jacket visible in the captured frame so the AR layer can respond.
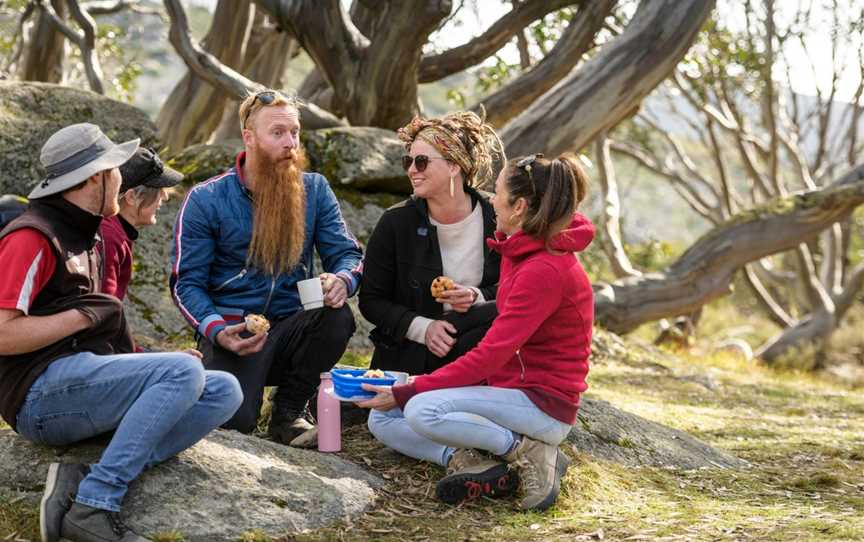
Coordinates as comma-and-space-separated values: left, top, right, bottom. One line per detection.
170, 153, 363, 342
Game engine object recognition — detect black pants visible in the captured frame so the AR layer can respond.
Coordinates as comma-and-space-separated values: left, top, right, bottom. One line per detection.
199, 305, 356, 433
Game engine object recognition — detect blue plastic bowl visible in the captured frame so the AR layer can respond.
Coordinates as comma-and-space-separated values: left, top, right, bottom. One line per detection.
331, 368, 397, 399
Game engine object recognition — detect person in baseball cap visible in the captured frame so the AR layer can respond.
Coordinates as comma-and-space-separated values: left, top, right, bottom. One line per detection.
0, 123, 241, 542
100, 147, 184, 300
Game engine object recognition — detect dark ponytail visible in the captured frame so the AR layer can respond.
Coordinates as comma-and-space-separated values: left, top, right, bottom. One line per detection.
505, 153, 589, 247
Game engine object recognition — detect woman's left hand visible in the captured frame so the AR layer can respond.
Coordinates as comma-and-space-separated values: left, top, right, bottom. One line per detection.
355, 384, 398, 411
436, 283, 477, 313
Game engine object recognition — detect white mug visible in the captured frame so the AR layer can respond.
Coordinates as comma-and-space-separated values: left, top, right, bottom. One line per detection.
297, 277, 324, 310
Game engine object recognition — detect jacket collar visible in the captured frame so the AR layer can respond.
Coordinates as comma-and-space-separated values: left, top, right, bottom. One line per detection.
488, 213, 595, 261
30, 196, 104, 246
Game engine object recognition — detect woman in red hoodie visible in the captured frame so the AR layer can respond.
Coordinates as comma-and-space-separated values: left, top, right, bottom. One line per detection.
359, 153, 593, 512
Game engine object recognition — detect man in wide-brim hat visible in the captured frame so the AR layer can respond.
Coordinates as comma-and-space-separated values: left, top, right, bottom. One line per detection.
0, 123, 242, 542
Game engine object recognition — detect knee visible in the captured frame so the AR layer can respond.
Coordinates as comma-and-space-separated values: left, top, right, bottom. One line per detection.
366, 409, 389, 440
208, 371, 244, 414
319, 305, 356, 343
167, 353, 207, 397
403, 394, 438, 430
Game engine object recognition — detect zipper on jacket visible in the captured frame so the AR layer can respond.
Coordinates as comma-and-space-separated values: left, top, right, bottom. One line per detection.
262, 278, 276, 314
515, 349, 526, 382
214, 268, 247, 291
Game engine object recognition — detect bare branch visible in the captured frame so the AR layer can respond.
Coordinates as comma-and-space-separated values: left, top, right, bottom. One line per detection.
66, 0, 105, 94
595, 133, 642, 278
163, 0, 343, 129
594, 162, 864, 334
475, 0, 615, 127
501, 0, 715, 156
742, 264, 795, 328
418, 0, 580, 83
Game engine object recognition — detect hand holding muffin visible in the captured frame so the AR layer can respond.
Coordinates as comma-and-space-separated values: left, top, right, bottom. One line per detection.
431, 276, 477, 313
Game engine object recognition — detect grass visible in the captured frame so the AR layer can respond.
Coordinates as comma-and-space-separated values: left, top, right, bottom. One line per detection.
3, 343, 864, 541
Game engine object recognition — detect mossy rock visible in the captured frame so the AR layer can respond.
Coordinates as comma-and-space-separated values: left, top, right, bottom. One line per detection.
303, 127, 408, 194
0, 81, 158, 196
166, 140, 244, 186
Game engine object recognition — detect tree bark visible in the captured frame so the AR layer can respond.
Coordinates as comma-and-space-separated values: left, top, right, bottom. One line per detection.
474, 0, 614, 128
500, 0, 715, 157
595, 133, 641, 278
256, 0, 449, 129
594, 163, 864, 334
157, 0, 255, 152
19, 0, 67, 84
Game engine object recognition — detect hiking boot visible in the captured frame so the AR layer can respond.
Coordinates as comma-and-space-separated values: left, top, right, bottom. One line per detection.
502, 437, 571, 511
435, 449, 519, 505
60, 502, 149, 541
268, 405, 315, 445
40, 462, 89, 542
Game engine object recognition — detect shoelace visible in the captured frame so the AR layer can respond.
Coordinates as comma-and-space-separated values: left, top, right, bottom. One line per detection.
107, 512, 130, 537
448, 449, 483, 474
514, 458, 541, 492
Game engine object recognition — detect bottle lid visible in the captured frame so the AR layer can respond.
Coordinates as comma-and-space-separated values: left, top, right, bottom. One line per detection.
320, 371, 332, 379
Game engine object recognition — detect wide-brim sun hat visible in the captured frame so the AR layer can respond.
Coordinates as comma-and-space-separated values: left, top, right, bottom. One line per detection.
29, 123, 140, 200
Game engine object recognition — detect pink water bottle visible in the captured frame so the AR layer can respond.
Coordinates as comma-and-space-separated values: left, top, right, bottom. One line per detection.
317, 372, 341, 452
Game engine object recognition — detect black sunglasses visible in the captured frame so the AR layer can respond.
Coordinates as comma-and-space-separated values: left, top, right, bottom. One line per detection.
243, 90, 278, 128
401, 154, 448, 172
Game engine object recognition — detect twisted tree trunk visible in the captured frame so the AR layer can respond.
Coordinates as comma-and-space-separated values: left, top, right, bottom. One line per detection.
501, 0, 715, 156
594, 163, 864, 334
19, 0, 67, 84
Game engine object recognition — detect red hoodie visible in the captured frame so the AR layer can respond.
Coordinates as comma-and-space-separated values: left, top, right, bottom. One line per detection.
392, 214, 595, 424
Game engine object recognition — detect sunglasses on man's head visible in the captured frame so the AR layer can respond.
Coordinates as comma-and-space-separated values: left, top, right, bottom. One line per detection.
242, 90, 279, 128
401, 154, 448, 172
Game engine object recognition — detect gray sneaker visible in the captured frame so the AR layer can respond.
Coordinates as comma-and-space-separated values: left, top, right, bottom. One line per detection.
436, 449, 519, 505
40, 462, 89, 542
61, 502, 149, 541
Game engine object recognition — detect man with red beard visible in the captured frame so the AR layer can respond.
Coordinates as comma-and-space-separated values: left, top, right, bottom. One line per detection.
171, 90, 362, 445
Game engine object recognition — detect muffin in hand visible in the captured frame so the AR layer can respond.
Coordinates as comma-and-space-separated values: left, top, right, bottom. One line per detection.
430, 276, 455, 298
244, 313, 271, 335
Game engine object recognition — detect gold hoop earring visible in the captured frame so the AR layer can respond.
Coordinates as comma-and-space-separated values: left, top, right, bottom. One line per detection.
449, 174, 455, 198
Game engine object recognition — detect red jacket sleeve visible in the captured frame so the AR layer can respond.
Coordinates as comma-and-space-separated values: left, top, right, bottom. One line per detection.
0, 229, 57, 314
394, 260, 563, 408
100, 223, 122, 297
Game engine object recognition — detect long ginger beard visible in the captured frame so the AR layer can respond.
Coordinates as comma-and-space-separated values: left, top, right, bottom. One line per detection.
247, 145, 308, 276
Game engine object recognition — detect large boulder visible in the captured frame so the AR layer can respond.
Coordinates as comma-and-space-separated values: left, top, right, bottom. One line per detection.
0, 82, 158, 196
0, 429, 383, 541
303, 127, 408, 194
570, 397, 746, 469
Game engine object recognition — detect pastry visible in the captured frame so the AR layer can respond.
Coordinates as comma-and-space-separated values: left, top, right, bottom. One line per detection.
430, 275, 455, 298
244, 313, 270, 334
362, 369, 387, 378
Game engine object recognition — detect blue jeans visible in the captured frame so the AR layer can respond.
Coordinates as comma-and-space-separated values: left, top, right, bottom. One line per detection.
367, 386, 572, 467
16, 351, 242, 512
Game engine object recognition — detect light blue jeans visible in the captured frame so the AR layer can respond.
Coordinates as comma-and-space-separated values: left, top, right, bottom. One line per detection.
16, 351, 243, 512
367, 386, 573, 467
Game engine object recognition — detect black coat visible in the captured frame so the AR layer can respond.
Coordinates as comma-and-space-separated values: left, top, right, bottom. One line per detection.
358, 188, 500, 375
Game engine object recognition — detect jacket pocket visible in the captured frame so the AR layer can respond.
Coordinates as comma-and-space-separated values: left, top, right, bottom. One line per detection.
213, 268, 247, 291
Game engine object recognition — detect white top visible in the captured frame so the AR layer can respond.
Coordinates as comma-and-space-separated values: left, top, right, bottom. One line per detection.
405, 203, 487, 345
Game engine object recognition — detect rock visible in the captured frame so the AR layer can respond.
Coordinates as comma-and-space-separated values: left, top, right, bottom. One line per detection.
0, 428, 383, 541
165, 140, 243, 186
569, 397, 746, 469
303, 127, 408, 194
0, 82, 158, 196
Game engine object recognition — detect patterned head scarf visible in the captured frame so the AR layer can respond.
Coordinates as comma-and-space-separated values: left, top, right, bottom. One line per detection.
397, 110, 505, 190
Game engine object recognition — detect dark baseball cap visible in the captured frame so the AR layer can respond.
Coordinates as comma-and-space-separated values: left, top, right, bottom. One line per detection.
119, 147, 183, 193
